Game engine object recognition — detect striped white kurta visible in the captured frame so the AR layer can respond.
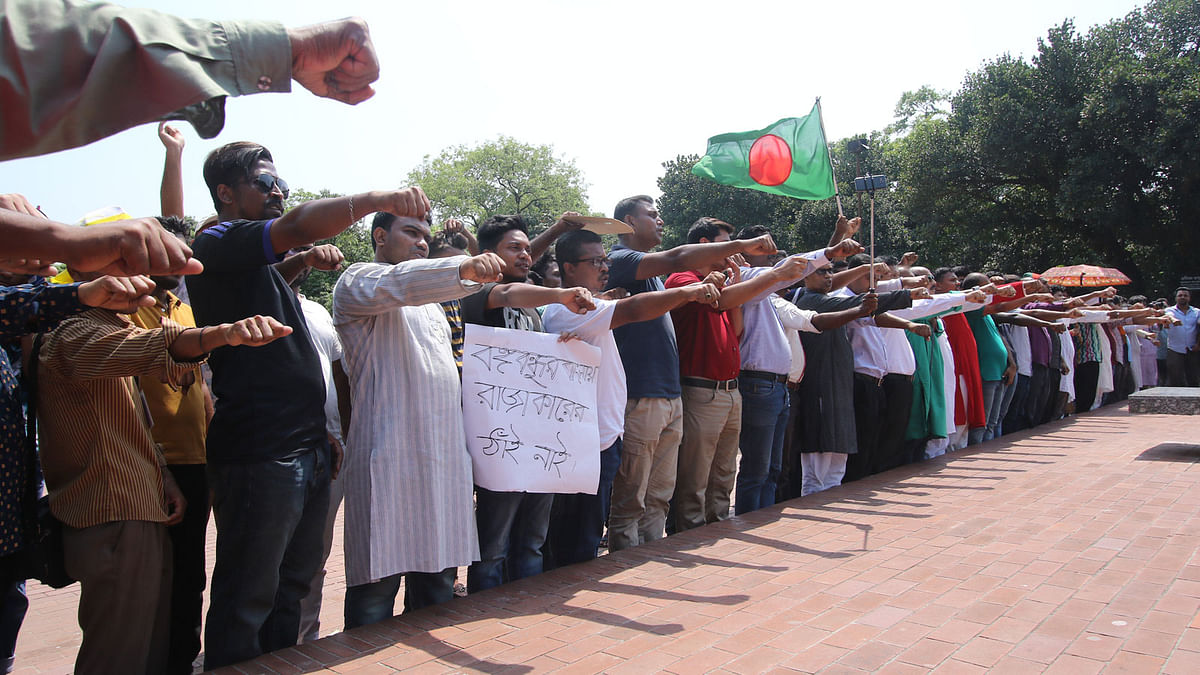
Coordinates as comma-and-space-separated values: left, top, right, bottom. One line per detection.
333, 257, 481, 585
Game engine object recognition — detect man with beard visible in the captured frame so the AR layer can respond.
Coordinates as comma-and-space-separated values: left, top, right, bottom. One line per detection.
335, 214, 503, 625
603, 195, 778, 550
459, 214, 595, 593
188, 141, 431, 667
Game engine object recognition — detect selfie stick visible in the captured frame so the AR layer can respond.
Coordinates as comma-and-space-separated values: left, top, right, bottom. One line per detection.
816, 97, 843, 217
854, 174, 884, 291
869, 194, 876, 290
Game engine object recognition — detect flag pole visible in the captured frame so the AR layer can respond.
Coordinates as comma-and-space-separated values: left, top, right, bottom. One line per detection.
816, 97, 843, 217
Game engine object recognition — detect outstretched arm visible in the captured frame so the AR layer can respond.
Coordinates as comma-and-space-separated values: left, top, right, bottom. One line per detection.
609, 282, 720, 329
0, 200, 201, 277
809, 294, 878, 331
634, 234, 778, 280
486, 284, 595, 314
270, 187, 430, 254
874, 311, 933, 339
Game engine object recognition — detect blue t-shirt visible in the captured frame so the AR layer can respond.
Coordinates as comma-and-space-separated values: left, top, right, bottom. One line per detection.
605, 244, 680, 399
186, 219, 327, 464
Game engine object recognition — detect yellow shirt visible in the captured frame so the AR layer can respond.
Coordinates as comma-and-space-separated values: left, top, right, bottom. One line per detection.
130, 293, 207, 465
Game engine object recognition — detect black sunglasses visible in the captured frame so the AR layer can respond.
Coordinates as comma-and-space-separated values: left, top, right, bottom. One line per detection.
249, 173, 289, 198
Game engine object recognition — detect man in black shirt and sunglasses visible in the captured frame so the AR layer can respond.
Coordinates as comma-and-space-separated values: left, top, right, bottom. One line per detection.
187, 141, 431, 668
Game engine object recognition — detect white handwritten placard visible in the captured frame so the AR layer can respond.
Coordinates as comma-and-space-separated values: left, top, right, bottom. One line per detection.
462, 324, 603, 494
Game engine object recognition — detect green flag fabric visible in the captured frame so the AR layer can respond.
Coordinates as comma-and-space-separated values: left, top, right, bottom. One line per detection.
691, 103, 835, 200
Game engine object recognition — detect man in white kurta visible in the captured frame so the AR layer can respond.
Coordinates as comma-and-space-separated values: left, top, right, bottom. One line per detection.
333, 212, 504, 627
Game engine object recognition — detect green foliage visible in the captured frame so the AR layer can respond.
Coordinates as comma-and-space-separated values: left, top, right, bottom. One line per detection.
886, 86, 951, 135
282, 188, 373, 311
406, 136, 594, 231
656, 0, 1196, 296
890, 0, 1200, 294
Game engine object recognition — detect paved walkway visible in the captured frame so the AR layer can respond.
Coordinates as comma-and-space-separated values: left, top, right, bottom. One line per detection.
15, 404, 1200, 673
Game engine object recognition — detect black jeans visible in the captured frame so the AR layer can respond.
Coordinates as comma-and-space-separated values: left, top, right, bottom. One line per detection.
1074, 361, 1100, 413
1166, 350, 1200, 387
545, 438, 622, 569
165, 464, 209, 675
847, 374, 885, 482
876, 375, 914, 474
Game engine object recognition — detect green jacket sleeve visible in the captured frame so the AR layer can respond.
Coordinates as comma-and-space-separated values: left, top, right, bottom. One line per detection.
0, 0, 291, 159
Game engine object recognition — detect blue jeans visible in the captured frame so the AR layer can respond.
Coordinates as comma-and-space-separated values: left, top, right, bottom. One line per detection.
546, 439, 622, 568
467, 489, 553, 593
980, 380, 1004, 441
204, 448, 330, 670
735, 375, 789, 515
344, 567, 456, 629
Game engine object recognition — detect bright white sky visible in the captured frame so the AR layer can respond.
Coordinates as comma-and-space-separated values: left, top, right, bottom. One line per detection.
0, 0, 1142, 226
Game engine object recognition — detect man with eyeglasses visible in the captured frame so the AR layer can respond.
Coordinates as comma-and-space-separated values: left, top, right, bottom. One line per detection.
187, 141, 432, 668
542, 229, 722, 565
791, 262, 921, 495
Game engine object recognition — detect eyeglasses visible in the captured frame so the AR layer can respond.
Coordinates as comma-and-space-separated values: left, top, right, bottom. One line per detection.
567, 256, 611, 269
249, 174, 289, 198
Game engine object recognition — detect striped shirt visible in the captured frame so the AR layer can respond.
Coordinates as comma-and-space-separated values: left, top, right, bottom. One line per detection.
334, 257, 482, 583
37, 309, 200, 528
130, 293, 207, 465
440, 299, 464, 372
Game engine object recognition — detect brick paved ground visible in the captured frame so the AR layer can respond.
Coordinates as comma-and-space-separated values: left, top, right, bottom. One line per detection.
14, 404, 1200, 673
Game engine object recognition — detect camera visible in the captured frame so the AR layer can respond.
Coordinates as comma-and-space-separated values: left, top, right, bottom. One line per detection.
853, 174, 887, 193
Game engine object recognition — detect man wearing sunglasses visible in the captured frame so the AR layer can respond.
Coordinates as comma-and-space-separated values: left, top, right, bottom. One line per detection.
187, 141, 431, 669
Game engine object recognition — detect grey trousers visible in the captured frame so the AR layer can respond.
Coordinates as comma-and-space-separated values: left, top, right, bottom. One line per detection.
64, 520, 171, 675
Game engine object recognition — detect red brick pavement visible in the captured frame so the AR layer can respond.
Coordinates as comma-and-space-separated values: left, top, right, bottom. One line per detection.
14, 404, 1200, 673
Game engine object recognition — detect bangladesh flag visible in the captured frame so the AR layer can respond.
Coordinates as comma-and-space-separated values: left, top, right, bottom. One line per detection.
691, 103, 835, 200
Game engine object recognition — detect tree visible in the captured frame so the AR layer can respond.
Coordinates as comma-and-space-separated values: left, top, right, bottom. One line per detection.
283, 188, 373, 310
886, 86, 951, 135
406, 136, 593, 230
889, 0, 1200, 294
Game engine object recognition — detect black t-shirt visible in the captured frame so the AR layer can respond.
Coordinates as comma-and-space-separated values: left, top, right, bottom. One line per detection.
186, 219, 327, 464
459, 282, 543, 332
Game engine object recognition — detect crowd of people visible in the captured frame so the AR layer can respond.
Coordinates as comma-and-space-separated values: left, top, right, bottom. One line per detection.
0, 2, 1197, 674
0, 131, 1190, 672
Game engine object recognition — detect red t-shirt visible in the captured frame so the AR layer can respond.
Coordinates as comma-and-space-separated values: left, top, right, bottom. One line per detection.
666, 270, 740, 380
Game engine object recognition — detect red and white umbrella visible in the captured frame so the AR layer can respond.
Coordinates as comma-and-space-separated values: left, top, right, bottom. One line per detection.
1040, 264, 1131, 287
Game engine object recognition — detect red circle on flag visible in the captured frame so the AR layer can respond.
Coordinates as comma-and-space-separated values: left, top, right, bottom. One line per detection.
748, 134, 792, 186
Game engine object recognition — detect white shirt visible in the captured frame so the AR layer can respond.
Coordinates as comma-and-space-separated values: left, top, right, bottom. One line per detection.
769, 294, 819, 382
333, 257, 482, 583
833, 286, 889, 379
1011, 325, 1033, 376
300, 296, 344, 443
541, 299, 625, 448
738, 248, 829, 374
